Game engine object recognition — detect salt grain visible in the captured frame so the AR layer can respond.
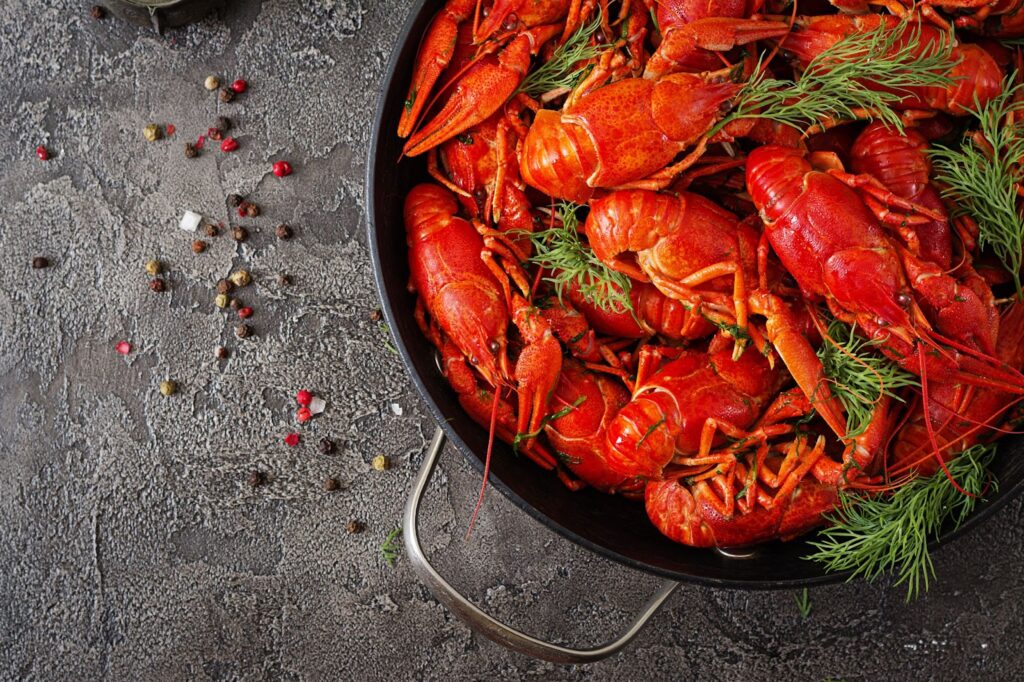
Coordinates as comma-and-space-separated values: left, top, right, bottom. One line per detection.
179, 210, 203, 232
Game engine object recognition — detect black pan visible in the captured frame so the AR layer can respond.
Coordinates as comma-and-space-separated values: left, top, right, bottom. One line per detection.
366, 0, 1024, 587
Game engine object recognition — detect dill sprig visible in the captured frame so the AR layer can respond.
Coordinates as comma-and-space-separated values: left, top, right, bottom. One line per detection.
381, 527, 403, 567
806, 443, 997, 601
718, 20, 957, 135
794, 588, 812, 619
930, 76, 1024, 296
517, 12, 608, 99
524, 202, 634, 313
816, 319, 918, 438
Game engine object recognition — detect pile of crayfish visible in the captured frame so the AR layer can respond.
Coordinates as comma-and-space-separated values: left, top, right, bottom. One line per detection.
397, 0, 1024, 549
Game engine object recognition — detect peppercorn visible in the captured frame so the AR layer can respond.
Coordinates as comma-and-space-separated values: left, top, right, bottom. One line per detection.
214, 294, 230, 309
296, 407, 312, 423
35, 145, 50, 161
372, 455, 390, 471
143, 123, 162, 142
346, 520, 365, 534
227, 193, 244, 208
159, 380, 177, 396
219, 87, 235, 103
318, 438, 335, 455
215, 346, 229, 359
184, 142, 198, 158
229, 269, 251, 287
230, 79, 248, 94
278, 274, 292, 286
204, 75, 220, 91
369, 309, 382, 322
216, 115, 232, 132
231, 226, 248, 242
208, 128, 223, 142
238, 306, 253, 319
272, 161, 293, 177
230, 298, 242, 311
235, 323, 251, 339
191, 239, 207, 254
90, 5, 105, 20
237, 201, 260, 218
149, 278, 166, 292
323, 477, 340, 492
204, 223, 219, 237
31, 256, 49, 269
248, 470, 265, 487
284, 432, 300, 447
275, 223, 292, 240
144, 259, 161, 276
216, 278, 233, 294
220, 137, 239, 153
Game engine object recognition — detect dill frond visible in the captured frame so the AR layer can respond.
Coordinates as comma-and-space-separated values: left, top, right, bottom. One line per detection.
524, 202, 634, 313
930, 76, 1024, 296
816, 319, 918, 438
805, 444, 996, 601
517, 12, 609, 99
381, 527, 403, 567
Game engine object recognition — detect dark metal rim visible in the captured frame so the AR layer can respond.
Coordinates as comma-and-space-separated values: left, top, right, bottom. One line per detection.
364, 0, 1024, 588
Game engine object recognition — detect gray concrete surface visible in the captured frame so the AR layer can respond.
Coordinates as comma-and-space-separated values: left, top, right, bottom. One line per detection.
1, 1, 1022, 680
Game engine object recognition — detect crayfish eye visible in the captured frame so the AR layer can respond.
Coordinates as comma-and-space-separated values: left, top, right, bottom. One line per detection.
470, 356, 479, 365
502, 13, 518, 30
897, 293, 912, 308
488, 339, 500, 353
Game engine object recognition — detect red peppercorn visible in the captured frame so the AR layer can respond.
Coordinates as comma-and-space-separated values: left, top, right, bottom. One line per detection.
36, 145, 50, 161
115, 341, 132, 355
285, 432, 300, 447
196, 135, 206, 150
230, 79, 248, 94
238, 306, 253, 319
296, 407, 312, 424
296, 389, 313, 407
272, 161, 292, 177
166, 124, 176, 136
221, 137, 239, 152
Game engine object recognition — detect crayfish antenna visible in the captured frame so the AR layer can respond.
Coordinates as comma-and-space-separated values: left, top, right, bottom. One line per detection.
465, 387, 501, 541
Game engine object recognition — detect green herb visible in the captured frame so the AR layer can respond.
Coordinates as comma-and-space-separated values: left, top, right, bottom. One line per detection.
378, 321, 398, 355
806, 444, 996, 601
512, 395, 586, 449
717, 19, 957, 136
517, 11, 608, 98
523, 202, 634, 313
816, 318, 918, 438
381, 527, 403, 567
637, 416, 666, 448
931, 76, 1024, 295
795, 588, 812, 619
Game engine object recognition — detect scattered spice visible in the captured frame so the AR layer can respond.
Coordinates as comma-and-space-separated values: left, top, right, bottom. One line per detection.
145, 259, 162, 276
215, 346, 229, 359
216, 116, 232, 132
272, 161, 293, 177
204, 75, 220, 91
165, 124, 175, 136
346, 520, 365, 534
369, 308, 382, 322
323, 477, 340, 491
195, 135, 206, 150
149, 278, 166, 292
275, 223, 292, 240
90, 5, 105, 20
35, 145, 50, 161
309, 396, 327, 415
219, 87, 235, 103
183, 142, 198, 158
238, 306, 253, 319
159, 380, 177, 396
235, 323, 251, 339
214, 293, 230, 309
296, 389, 313, 407
230, 79, 248, 94
237, 201, 259, 218
229, 270, 251, 287
230, 298, 243, 311
32, 256, 49, 269
296, 407, 312, 423
284, 432, 300, 447
115, 341, 132, 355
208, 128, 223, 142
277, 274, 292, 286
220, 137, 239, 153
143, 124, 162, 142
191, 239, 207, 254
231, 226, 249, 242
248, 470, 265, 487
179, 210, 202, 232
216, 278, 233, 294
228, 193, 244, 208
204, 223, 219, 237
318, 438, 335, 455
372, 455, 390, 471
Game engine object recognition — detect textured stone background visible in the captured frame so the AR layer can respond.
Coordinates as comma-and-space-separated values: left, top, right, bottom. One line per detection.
1, 1, 1022, 680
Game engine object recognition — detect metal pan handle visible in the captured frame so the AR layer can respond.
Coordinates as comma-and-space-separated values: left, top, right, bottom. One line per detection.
403, 427, 680, 664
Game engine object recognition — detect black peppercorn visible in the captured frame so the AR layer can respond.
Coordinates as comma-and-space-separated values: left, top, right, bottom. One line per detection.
369, 309, 382, 322
232, 227, 248, 242
215, 346, 229, 359
31, 256, 49, 269
216, 278, 233, 295
323, 477, 340, 492
149, 278, 166, 292
318, 438, 335, 455
230, 298, 242, 311
275, 223, 292, 240
219, 87, 235, 103
204, 223, 219, 237
243, 202, 260, 218
227, 193, 244, 208
191, 240, 207, 254
278, 274, 292, 286
235, 323, 251, 338
216, 115, 232, 132
90, 5, 106, 20
184, 142, 198, 158
346, 520, 365, 534
248, 470, 264, 487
